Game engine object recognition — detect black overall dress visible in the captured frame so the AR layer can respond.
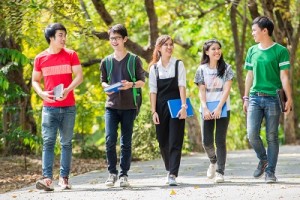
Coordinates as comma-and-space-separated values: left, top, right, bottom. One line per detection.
155, 60, 185, 177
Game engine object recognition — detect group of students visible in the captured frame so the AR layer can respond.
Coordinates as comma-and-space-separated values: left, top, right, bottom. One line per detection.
31, 15, 292, 191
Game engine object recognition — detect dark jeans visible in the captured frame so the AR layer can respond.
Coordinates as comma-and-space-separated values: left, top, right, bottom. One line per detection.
105, 108, 136, 177
201, 111, 230, 175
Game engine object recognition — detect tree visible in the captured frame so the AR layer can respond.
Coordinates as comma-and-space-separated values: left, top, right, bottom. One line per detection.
0, 1, 37, 154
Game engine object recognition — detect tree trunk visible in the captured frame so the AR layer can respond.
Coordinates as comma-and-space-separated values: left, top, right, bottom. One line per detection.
186, 115, 204, 152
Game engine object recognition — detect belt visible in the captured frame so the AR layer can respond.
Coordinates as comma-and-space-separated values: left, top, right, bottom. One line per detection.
253, 92, 273, 96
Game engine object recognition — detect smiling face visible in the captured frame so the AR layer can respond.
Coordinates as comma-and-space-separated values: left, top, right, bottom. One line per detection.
159, 39, 174, 58
109, 32, 127, 50
206, 42, 222, 62
252, 24, 267, 43
49, 30, 66, 49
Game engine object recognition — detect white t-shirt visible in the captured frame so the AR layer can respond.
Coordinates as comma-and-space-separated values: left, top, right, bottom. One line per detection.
194, 63, 234, 110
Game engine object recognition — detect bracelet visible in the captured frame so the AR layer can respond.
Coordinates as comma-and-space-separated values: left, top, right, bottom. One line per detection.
181, 104, 188, 109
152, 111, 156, 115
242, 96, 249, 101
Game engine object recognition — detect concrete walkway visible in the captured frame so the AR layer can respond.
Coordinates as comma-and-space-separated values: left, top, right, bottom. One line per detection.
1, 145, 300, 200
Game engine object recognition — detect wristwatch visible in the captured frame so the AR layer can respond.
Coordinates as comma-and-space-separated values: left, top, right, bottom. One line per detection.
132, 82, 136, 88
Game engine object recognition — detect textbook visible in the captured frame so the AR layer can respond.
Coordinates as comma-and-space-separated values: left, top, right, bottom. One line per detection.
167, 98, 194, 118
53, 83, 64, 99
276, 89, 291, 112
202, 101, 227, 118
104, 82, 123, 92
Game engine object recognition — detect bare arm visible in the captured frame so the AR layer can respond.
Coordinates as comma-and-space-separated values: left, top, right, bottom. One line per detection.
32, 70, 55, 103
150, 92, 159, 124
243, 70, 253, 113
280, 70, 293, 114
199, 84, 213, 120
178, 86, 187, 119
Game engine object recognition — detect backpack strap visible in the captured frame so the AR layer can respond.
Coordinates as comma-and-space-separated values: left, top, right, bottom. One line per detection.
154, 64, 159, 79
105, 54, 114, 83
126, 53, 139, 107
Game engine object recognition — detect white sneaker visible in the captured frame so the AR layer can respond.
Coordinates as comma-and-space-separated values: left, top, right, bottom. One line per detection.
165, 172, 170, 184
120, 176, 130, 187
58, 176, 72, 189
168, 174, 178, 186
207, 163, 216, 179
36, 177, 54, 191
105, 173, 117, 187
215, 172, 224, 183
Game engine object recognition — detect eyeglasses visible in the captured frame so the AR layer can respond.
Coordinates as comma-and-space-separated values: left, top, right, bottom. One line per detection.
109, 36, 123, 41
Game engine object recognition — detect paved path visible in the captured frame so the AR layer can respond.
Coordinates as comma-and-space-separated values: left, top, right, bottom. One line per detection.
1, 145, 300, 200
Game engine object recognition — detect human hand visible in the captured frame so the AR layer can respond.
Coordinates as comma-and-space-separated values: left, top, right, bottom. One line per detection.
177, 108, 187, 119
152, 112, 160, 124
39, 90, 55, 103
203, 107, 213, 120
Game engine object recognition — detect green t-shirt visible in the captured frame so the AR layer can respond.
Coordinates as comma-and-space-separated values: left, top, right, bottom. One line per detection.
244, 43, 290, 95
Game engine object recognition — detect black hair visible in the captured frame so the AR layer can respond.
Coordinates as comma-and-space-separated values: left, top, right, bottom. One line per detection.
252, 16, 274, 36
108, 24, 128, 38
44, 23, 67, 44
201, 39, 226, 78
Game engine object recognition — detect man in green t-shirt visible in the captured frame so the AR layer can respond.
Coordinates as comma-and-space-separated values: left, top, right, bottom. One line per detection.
243, 16, 292, 183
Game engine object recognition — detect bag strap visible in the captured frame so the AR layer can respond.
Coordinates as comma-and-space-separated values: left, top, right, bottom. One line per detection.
105, 54, 114, 83
127, 53, 138, 107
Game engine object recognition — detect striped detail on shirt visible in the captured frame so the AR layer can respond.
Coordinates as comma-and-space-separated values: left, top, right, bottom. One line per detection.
279, 61, 290, 67
42, 65, 72, 76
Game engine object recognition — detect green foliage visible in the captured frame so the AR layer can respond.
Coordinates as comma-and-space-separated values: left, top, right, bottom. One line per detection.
0, 127, 42, 154
132, 104, 160, 161
75, 145, 105, 159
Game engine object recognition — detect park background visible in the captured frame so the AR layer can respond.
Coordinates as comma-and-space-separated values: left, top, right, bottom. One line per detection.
0, 0, 299, 192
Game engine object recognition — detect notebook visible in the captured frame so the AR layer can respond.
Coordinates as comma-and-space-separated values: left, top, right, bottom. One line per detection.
104, 82, 123, 92
276, 89, 292, 112
53, 83, 64, 100
167, 98, 194, 118
202, 101, 227, 118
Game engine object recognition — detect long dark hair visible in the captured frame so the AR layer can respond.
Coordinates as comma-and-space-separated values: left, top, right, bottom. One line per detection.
149, 35, 173, 69
201, 39, 226, 78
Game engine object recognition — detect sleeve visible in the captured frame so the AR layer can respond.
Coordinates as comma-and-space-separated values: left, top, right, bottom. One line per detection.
136, 57, 146, 82
224, 64, 234, 82
279, 48, 290, 70
71, 51, 81, 67
244, 47, 253, 71
100, 59, 108, 83
194, 65, 205, 85
149, 65, 158, 93
34, 57, 41, 72
177, 61, 186, 87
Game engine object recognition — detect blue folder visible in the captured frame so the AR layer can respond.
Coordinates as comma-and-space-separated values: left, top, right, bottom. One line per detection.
104, 82, 123, 92
202, 101, 227, 118
167, 98, 194, 118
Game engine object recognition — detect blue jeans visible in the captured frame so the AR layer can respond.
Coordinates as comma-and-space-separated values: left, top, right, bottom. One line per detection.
41, 106, 76, 179
247, 95, 280, 173
105, 108, 136, 177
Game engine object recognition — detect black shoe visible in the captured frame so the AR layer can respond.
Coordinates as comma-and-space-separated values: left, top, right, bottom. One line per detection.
265, 172, 277, 183
253, 160, 268, 178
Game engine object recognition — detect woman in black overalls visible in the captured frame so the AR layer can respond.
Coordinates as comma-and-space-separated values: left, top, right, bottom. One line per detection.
149, 35, 187, 186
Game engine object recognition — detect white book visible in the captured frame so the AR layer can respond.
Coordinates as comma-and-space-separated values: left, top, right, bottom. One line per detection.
53, 83, 64, 99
